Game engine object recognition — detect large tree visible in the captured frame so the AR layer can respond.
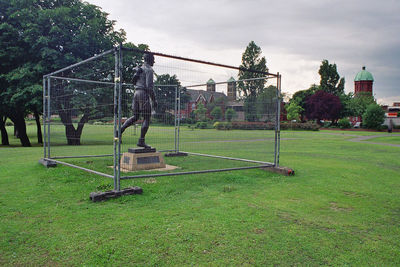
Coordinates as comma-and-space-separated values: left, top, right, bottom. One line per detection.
362, 103, 385, 129
291, 84, 318, 122
348, 92, 376, 118
318, 59, 345, 96
306, 90, 342, 124
256, 85, 281, 123
238, 41, 268, 121
285, 101, 304, 122
238, 41, 268, 98
0, 0, 126, 146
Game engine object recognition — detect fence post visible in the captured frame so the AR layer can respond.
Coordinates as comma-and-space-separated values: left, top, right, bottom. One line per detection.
113, 47, 119, 191
47, 77, 51, 158
174, 85, 178, 153
274, 73, 281, 167
177, 86, 181, 153
43, 78, 47, 159
116, 45, 123, 191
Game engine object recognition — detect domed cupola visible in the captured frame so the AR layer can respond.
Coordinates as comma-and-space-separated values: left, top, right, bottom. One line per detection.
354, 66, 374, 96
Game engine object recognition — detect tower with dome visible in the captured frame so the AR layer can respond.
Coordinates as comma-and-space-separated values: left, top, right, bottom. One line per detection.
354, 66, 374, 96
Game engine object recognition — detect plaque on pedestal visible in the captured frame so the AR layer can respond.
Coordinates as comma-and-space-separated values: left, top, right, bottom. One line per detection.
128, 147, 156, 154
121, 147, 165, 171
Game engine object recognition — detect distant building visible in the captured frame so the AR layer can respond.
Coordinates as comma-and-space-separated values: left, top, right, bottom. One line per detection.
181, 77, 285, 122
206, 78, 216, 92
350, 66, 375, 125
227, 77, 237, 101
383, 103, 400, 127
354, 66, 374, 96
181, 89, 226, 119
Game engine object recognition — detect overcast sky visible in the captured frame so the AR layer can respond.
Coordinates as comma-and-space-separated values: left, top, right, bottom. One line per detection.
88, 0, 400, 104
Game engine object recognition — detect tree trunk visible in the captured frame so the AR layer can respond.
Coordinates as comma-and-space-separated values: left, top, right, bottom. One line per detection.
14, 125, 19, 138
65, 124, 81, 145
9, 111, 31, 147
33, 109, 43, 144
0, 115, 9, 146
59, 108, 89, 145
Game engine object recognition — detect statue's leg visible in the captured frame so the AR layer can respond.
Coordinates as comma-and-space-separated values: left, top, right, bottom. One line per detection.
140, 115, 150, 139
120, 96, 140, 135
137, 97, 151, 148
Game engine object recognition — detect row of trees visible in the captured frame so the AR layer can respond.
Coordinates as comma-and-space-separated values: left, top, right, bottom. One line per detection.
233, 42, 385, 129
192, 102, 236, 123
286, 60, 384, 128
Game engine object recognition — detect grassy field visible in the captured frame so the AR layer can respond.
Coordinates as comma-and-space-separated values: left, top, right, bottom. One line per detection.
1, 125, 400, 265
366, 135, 400, 145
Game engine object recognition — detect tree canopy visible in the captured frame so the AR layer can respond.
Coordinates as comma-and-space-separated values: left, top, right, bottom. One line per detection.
238, 41, 268, 98
285, 101, 303, 122
238, 41, 268, 121
349, 92, 376, 118
318, 59, 345, 96
306, 90, 342, 123
291, 84, 318, 122
0, 0, 126, 146
362, 103, 385, 129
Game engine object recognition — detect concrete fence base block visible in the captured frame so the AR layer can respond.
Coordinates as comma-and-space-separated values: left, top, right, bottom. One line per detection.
90, 186, 143, 202
38, 158, 57, 168
164, 152, 188, 157
263, 166, 295, 176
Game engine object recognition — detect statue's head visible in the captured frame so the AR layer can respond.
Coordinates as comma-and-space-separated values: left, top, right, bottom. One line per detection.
144, 53, 154, 66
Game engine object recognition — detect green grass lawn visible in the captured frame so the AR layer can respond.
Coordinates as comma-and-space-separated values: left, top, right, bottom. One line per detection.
1, 125, 400, 265
366, 135, 400, 145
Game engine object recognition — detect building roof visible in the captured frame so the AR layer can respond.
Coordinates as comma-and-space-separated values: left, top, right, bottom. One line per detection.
186, 89, 226, 102
206, 78, 215, 84
227, 77, 236, 83
354, 66, 374, 81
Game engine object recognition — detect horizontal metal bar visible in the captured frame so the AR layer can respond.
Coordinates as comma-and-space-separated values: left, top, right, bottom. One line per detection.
182, 151, 273, 165
121, 164, 273, 180
49, 76, 115, 85
49, 75, 178, 88
50, 154, 113, 159
44, 49, 115, 77
46, 158, 114, 178
121, 46, 278, 77
49, 150, 176, 160
185, 76, 270, 88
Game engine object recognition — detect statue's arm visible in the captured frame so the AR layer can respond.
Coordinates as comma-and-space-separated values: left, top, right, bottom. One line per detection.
147, 69, 157, 107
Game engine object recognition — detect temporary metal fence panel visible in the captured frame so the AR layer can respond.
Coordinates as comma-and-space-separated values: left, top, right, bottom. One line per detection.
42, 45, 281, 191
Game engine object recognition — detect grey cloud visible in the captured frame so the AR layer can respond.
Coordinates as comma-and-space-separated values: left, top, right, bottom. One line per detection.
90, 0, 400, 102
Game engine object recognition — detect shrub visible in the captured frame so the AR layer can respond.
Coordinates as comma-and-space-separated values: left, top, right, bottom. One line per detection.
323, 121, 331, 128
154, 113, 175, 125
362, 104, 385, 129
98, 117, 114, 123
5, 121, 13, 126
210, 107, 223, 121
231, 121, 271, 130
230, 121, 320, 131
225, 108, 236, 122
196, 121, 208, 129
181, 118, 194, 124
338, 118, 351, 129
280, 122, 320, 131
214, 121, 232, 130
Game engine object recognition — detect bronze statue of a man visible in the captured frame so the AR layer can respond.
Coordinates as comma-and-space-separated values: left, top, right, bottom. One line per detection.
119, 53, 157, 148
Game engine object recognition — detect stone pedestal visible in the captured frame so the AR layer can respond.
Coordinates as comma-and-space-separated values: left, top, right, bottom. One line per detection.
121, 147, 166, 171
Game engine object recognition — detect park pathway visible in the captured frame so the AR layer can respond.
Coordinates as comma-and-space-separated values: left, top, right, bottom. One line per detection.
347, 134, 400, 148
